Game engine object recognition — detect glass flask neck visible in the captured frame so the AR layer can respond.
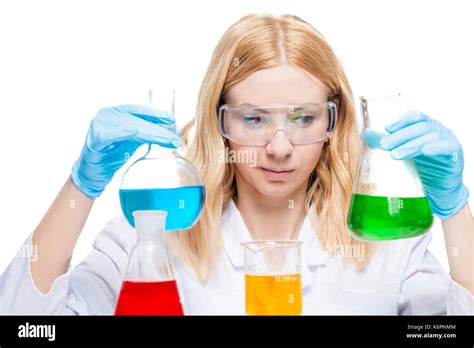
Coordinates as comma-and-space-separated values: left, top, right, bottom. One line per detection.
145, 144, 179, 159
133, 210, 168, 242
125, 210, 175, 282
360, 94, 401, 131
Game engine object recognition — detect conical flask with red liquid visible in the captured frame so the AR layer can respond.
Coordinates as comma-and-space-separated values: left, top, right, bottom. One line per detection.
115, 210, 184, 316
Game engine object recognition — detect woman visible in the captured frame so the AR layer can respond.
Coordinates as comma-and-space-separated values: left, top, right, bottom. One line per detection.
0, 14, 472, 315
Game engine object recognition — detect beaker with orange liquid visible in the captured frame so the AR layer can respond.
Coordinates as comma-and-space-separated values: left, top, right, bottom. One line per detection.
242, 241, 302, 315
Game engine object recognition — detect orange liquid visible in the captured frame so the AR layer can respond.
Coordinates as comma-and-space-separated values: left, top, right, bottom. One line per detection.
245, 274, 302, 315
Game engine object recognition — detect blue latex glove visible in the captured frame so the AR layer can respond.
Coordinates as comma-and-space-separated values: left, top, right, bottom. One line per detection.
365, 110, 469, 219
71, 104, 182, 199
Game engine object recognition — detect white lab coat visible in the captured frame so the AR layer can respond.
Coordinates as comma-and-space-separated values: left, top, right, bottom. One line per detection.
0, 199, 472, 315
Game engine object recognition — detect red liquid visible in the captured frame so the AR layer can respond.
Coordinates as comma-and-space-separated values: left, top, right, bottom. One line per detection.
114, 280, 184, 316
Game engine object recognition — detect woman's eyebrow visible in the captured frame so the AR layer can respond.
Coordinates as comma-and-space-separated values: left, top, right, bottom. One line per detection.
235, 103, 270, 114
236, 102, 258, 107
235, 104, 306, 114
255, 107, 271, 114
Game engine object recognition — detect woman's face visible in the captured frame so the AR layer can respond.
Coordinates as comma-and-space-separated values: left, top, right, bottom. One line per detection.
225, 64, 329, 198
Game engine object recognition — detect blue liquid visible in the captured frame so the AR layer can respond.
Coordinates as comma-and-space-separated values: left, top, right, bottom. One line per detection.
119, 186, 205, 230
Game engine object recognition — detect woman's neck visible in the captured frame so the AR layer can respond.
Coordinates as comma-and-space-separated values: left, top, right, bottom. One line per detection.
234, 176, 308, 241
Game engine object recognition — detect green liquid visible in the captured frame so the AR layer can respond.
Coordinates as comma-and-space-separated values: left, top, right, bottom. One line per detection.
347, 194, 433, 240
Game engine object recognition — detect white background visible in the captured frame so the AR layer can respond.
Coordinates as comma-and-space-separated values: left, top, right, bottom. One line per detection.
0, 0, 473, 273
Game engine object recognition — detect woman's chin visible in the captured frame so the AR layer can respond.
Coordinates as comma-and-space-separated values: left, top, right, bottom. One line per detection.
255, 182, 298, 198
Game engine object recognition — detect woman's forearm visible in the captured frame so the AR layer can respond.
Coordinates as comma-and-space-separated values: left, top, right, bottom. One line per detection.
442, 203, 474, 295
31, 176, 94, 294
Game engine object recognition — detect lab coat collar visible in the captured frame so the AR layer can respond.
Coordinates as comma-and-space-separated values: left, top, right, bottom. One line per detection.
221, 199, 329, 287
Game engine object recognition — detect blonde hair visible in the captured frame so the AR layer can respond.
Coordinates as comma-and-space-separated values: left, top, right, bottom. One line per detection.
169, 14, 373, 282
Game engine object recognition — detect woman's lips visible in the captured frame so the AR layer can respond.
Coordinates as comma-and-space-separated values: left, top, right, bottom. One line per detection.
260, 167, 295, 180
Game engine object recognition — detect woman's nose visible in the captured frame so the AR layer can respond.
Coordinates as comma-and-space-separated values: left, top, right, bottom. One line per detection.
265, 129, 293, 157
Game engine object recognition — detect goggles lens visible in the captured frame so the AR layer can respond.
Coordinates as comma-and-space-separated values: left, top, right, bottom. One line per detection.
219, 102, 337, 146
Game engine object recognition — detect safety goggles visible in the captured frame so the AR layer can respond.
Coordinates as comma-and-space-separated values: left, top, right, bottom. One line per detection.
218, 101, 337, 146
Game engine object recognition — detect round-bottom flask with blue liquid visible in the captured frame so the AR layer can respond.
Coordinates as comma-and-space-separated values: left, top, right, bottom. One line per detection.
119, 144, 205, 230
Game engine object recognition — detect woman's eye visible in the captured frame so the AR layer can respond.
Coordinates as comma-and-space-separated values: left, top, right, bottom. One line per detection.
242, 115, 266, 125
291, 115, 315, 125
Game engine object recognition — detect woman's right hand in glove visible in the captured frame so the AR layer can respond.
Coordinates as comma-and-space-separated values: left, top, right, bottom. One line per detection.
71, 104, 182, 199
